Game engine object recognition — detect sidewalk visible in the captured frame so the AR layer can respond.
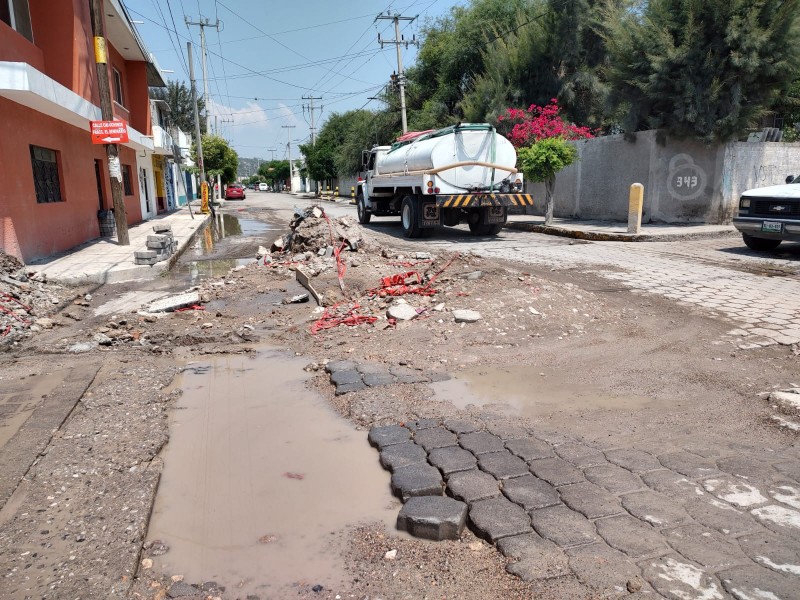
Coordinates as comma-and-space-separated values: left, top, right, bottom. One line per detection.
506, 214, 737, 242
29, 205, 211, 285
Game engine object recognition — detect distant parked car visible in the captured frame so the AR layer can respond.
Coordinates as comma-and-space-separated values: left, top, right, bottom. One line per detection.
225, 183, 246, 200
733, 174, 800, 250
258, 182, 269, 192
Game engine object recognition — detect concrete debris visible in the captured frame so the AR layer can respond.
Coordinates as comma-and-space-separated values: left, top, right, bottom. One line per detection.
453, 309, 482, 323
135, 225, 177, 265
147, 291, 202, 313
256, 245, 269, 259
283, 293, 310, 304
387, 303, 418, 321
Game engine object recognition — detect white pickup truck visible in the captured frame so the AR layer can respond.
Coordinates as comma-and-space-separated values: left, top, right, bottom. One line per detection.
733, 175, 800, 250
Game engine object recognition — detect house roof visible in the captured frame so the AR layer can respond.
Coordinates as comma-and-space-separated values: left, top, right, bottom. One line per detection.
105, 0, 166, 87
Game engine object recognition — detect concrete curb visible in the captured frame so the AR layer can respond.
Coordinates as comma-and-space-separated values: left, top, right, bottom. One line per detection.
504, 221, 739, 243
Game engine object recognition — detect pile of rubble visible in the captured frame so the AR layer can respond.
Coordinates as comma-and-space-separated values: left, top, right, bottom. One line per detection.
0, 251, 66, 345
268, 205, 373, 257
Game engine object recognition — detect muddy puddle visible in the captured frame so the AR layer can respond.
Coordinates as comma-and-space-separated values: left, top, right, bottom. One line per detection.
145, 347, 398, 596
431, 365, 653, 417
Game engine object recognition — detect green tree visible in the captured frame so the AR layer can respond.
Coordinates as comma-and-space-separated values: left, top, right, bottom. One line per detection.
150, 80, 206, 133
258, 160, 290, 187
604, 0, 800, 142
518, 138, 577, 225
192, 134, 238, 184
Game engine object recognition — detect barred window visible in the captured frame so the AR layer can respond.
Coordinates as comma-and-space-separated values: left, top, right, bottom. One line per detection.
30, 146, 63, 203
122, 164, 133, 196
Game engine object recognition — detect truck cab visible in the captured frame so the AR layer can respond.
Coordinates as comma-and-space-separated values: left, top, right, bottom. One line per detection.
733, 174, 800, 250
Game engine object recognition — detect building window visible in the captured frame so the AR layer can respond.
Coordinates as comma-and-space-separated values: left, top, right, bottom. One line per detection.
122, 164, 133, 196
112, 67, 124, 106
30, 146, 63, 203
0, 0, 33, 42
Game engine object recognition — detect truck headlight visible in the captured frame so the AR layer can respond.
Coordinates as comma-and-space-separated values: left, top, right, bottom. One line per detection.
739, 198, 750, 209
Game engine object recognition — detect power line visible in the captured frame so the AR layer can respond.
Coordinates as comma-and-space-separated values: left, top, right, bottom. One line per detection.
149, 0, 189, 77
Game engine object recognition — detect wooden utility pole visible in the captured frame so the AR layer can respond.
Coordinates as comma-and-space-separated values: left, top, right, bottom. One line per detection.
89, 0, 129, 245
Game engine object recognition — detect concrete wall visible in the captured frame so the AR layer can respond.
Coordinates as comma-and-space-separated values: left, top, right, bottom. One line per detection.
525, 131, 800, 224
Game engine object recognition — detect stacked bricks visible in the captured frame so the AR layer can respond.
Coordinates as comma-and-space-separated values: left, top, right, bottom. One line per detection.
134, 224, 179, 266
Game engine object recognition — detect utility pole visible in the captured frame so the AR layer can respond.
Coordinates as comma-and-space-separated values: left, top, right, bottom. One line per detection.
219, 117, 233, 141
267, 148, 276, 162
188, 41, 212, 216
281, 125, 295, 192
185, 16, 220, 134
302, 96, 322, 145
89, 0, 129, 245
376, 13, 418, 134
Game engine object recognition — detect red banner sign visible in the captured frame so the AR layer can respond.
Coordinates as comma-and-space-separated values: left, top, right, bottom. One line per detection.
90, 120, 129, 144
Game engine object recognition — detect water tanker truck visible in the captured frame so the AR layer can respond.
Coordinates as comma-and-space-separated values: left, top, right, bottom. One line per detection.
356, 123, 534, 237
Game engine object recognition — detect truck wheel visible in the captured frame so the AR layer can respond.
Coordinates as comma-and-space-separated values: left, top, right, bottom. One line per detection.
357, 192, 371, 224
742, 233, 781, 251
468, 221, 502, 236
401, 195, 422, 238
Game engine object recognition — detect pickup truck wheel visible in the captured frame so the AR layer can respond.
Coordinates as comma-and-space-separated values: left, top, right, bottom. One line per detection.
357, 193, 371, 224
742, 233, 782, 251
401, 195, 422, 238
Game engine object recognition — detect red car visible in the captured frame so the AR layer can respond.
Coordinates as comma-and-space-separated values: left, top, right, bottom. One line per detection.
225, 183, 246, 200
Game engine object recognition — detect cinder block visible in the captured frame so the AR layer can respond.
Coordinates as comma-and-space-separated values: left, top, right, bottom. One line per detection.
152, 223, 172, 233
135, 256, 159, 266
134, 250, 157, 259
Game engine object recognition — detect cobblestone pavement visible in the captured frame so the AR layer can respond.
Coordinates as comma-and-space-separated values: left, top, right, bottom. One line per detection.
370, 419, 800, 599
423, 232, 800, 348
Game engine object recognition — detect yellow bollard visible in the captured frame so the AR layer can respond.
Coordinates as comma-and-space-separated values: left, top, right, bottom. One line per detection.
200, 181, 210, 214
350, 187, 356, 204
628, 183, 644, 234
335, 186, 339, 197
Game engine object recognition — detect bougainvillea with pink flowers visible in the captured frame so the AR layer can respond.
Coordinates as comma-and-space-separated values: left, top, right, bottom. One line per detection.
497, 99, 595, 147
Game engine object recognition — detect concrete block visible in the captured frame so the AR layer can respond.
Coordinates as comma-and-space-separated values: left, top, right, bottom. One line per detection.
502, 475, 560, 510
530, 505, 598, 548
152, 223, 173, 233
459, 431, 505, 455
147, 291, 201, 312
330, 369, 362, 386
428, 446, 477, 476
529, 457, 585, 487
391, 463, 444, 501
134, 250, 157, 259
413, 427, 458, 451
446, 469, 501, 503
497, 532, 571, 582
379, 442, 428, 471
478, 451, 530, 480
396, 496, 468, 540
505, 437, 554, 461
368, 425, 411, 449
470, 496, 532, 542
325, 360, 357, 374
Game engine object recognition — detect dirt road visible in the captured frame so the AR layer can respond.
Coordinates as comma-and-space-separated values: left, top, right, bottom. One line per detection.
0, 192, 798, 599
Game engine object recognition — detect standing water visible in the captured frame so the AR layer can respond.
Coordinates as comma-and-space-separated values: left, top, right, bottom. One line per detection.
146, 347, 398, 596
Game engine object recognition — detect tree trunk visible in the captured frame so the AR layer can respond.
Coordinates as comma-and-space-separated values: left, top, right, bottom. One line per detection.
544, 176, 555, 226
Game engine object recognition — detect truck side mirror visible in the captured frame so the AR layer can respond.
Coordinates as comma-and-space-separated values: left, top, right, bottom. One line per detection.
362, 151, 370, 168
786, 175, 795, 184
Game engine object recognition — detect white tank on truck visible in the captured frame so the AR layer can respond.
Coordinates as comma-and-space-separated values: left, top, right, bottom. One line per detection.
356, 124, 534, 237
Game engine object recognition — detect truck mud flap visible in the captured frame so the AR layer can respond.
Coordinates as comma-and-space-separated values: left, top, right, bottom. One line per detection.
437, 193, 534, 208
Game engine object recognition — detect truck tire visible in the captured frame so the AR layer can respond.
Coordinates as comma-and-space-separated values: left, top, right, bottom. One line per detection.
468, 221, 503, 236
357, 192, 371, 224
401, 195, 423, 238
742, 233, 781, 251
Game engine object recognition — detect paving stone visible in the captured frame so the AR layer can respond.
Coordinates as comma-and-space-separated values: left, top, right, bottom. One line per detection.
658, 451, 721, 479
497, 532, 571, 581
355, 362, 387, 375
334, 381, 367, 395
368, 425, 412, 449
663, 524, 748, 570
529, 457, 584, 487
330, 369, 363, 386
443, 418, 481, 434
389, 365, 429, 384
362, 372, 395, 387
379, 442, 428, 471
774, 461, 800, 484
702, 475, 769, 508
566, 542, 642, 593
642, 469, 706, 503
458, 431, 506, 455
684, 496, 762, 536
446, 469, 501, 503
559, 482, 623, 519
478, 451, 531, 480
639, 554, 725, 600
716, 455, 778, 483
325, 360, 357, 373
736, 531, 800, 576
584, 464, 643, 493
595, 515, 667, 558
469, 496, 533, 542
768, 482, 800, 510
750, 504, 800, 541
484, 421, 529, 441
505, 437, 554, 461
396, 496, 467, 541
605, 448, 663, 473
428, 446, 477, 476
413, 427, 458, 451
391, 463, 444, 501
502, 475, 561, 510
530, 505, 598, 548
719, 564, 798, 600
554, 443, 607, 468
405, 418, 440, 431
621, 490, 691, 528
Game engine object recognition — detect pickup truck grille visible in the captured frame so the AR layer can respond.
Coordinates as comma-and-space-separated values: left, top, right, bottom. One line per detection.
749, 199, 800, 218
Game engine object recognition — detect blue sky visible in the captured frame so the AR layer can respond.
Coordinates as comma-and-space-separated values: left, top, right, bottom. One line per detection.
125, 0, 456, 162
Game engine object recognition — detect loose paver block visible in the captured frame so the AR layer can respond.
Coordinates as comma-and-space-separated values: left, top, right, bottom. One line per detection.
595, 515, 666, 558
396, 496, 468, 541
554, 443, 607, 468
405, 418, 440, 432
391, 463, 443, 501
485, 421, 529, 441
446, 469, 501, 503
620, 490, 691, 528
363, 372, 395, 387
530, 505, 598, 548
470, 496, 533, 542
641, 469, 705, 502
736, 531, 800, 576
566, 542, 642, 593
719, 565, 799, 600
702, 475, 769, 508
459, 431, 506, 455
505, 437, 554, 461
368, 425, 412, 449
497, 532, 571, 581
502, 475, 560, 510
379, 442, 428, 471
559, 482, 623, 519
330, 369, 362, 386
428, 446, 477, 476
334, 381, 367, 395
663, 524, 748, 570
478, 451, 530, 480
414, 427, 458, 451
639, 555, 724, 600
750, 504, 800, 541
325, 360, 357, 373
443, 419, 481, 434
605, 448, 663, 473
529, 457, 584, 487
585, 464, 644, 494
684, 496, 762, 537
658, 451, 721, 479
